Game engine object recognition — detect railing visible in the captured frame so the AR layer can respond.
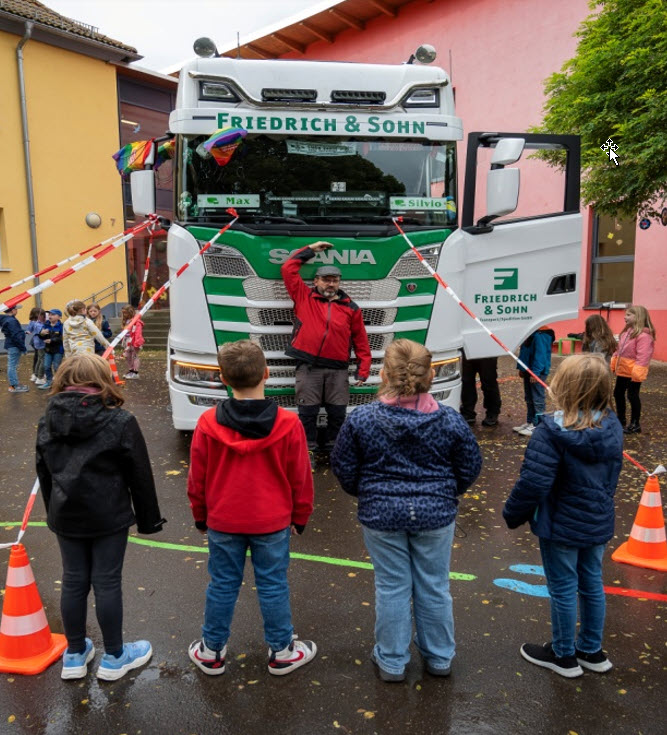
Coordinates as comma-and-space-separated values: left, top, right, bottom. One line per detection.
82, 280, 124, 317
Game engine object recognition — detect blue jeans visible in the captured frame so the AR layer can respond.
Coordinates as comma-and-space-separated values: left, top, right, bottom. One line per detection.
539, 539, 606, 658
7, 347, 23, 387
362, 522, 456, 675
43, 351, 63, 382
523, 374, 546, 425
203, 528, 293, 652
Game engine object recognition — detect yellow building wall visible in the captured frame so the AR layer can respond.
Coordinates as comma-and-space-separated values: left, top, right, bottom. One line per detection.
0, 30, 126, 315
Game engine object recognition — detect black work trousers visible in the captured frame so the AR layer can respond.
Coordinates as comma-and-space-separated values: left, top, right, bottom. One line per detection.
56, 530, 128, 654
613, 376, 642, 426
460, 356, 501, 421
295, 364, 349, 450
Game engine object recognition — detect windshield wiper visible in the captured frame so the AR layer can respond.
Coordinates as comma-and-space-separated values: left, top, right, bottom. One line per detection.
242, 215, 308, 225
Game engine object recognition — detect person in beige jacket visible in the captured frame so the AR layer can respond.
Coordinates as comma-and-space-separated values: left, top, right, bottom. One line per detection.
63, 300, 111, 357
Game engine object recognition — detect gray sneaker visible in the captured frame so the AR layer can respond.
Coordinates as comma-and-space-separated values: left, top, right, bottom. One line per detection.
8, 385, 29, 393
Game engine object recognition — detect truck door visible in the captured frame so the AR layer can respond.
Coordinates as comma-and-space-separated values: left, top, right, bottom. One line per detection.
452, 132, 581, 358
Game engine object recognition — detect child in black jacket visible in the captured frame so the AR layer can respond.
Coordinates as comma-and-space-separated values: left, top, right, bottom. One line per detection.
36, 353, 165, 681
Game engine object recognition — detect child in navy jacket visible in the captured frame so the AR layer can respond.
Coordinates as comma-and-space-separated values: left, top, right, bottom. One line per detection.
514, 325, 555, 437
503, 354, 623, 678
1, 304, 29, 392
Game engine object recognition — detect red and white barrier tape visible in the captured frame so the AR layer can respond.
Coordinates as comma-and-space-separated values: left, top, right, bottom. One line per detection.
0, 224, 149, 297
139, 234, 154, 305
0, 217, 156, 313
392, 217, 653, 475
103, 209, 239, 358
0, 479, 39, 549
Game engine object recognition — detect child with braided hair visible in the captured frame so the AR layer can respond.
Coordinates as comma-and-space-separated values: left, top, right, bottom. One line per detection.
332, 339, 482, 682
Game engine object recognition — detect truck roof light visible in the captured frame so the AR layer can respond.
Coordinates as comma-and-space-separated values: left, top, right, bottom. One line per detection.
403, 88, 440, 108
193, 37, 219, 58
407, 44, 437, 65
199, 82, 239, 101
262, 88, 317, 102
331, 90, 386, 105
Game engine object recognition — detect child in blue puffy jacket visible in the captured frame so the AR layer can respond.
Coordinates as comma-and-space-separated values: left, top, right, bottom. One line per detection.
503, 354, 623, 679
513, 325, 555, 437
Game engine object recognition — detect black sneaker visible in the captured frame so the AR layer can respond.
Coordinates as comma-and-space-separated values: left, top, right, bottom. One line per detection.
520, 642, 583, 678
188, 639, 226, 675
425, 660, 451, 677
461, 414, 476, 425
481, 414, 498, 427
623, 422, 641, 434
575, 648, 613, 673
370, 652, 405, 682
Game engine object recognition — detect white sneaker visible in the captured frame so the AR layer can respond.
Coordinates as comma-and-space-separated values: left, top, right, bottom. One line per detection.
268, 639, 317, 676
518, 425, 535, 437
512, 422, 530, 433
35, 378, 46, 385
30, 374, 37, 382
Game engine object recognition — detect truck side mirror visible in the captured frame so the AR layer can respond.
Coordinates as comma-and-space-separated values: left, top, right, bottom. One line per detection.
475, 137, 524, 228
491, 137, 525, 166
485, 167, 520, 221
130, 170, 156, 216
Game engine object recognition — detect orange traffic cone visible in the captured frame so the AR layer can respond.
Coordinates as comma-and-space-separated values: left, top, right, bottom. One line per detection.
0, 544, 67, 674
107, 352, 124, 386
612, 475, 667, 572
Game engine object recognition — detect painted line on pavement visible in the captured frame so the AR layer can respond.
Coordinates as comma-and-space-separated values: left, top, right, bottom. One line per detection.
0, 523, 476, 581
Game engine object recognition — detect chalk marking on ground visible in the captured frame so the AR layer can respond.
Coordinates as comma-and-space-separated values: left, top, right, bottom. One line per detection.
0, 523, 476, 581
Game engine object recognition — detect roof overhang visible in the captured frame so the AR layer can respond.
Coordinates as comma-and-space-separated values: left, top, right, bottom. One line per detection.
0, 11, 141, 63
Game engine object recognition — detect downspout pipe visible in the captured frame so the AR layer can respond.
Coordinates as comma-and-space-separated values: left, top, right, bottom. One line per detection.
17, 22, 40, 306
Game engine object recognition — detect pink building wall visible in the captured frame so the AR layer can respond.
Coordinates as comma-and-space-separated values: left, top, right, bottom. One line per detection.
283, 0, 666, 359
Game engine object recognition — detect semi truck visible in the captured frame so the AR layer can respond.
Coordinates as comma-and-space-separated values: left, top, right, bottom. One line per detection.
131, 45, 581, 430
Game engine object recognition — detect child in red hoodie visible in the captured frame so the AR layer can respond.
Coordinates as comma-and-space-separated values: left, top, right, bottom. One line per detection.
187, 340, 316, 677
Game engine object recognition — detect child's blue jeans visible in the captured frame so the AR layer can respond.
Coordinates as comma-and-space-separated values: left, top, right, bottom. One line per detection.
523, 373, 546, 425
44, 351, 63, 382
539, 538, 606, 658
203, 528, 293, 652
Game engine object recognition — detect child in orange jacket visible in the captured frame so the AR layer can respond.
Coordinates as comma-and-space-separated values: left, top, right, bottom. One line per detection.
611, 305, 655, 434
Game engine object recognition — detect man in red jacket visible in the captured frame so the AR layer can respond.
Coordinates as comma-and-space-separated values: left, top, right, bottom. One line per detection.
187, 340, 316, 677
281, 241, 372, 467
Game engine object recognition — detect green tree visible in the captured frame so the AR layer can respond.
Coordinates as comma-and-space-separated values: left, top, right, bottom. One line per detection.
532, 0, 667, 218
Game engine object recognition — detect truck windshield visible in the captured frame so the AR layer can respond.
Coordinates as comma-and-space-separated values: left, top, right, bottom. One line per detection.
176, 134, 457, 228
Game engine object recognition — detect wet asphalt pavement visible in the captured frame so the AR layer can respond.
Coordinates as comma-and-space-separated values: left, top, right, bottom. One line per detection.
0, 352, 665, 735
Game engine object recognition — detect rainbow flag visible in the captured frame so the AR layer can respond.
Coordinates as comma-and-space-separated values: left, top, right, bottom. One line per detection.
202, 127, 246, 166
155, 139, 176, 170
112, 140, 153, 176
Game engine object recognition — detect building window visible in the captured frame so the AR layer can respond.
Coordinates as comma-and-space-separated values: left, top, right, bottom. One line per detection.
589, 213, 635, 305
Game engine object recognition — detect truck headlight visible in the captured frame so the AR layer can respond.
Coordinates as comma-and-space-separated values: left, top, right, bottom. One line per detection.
172, 360, 224, 388
432, 357, 459, 381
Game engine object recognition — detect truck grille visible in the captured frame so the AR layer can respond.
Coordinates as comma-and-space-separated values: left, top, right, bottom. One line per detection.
203, 248, 254, 277
265, 357, 384, 380
243, 278, 401, 302
247, 306, 396, 327
389, 252, 438, 278
251, 332, 393, 353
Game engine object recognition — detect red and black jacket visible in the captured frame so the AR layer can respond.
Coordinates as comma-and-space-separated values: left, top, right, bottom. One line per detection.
281, 247, 372, 381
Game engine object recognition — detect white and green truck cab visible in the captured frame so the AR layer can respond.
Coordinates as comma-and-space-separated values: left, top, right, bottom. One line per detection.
132, 52, 581, 430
